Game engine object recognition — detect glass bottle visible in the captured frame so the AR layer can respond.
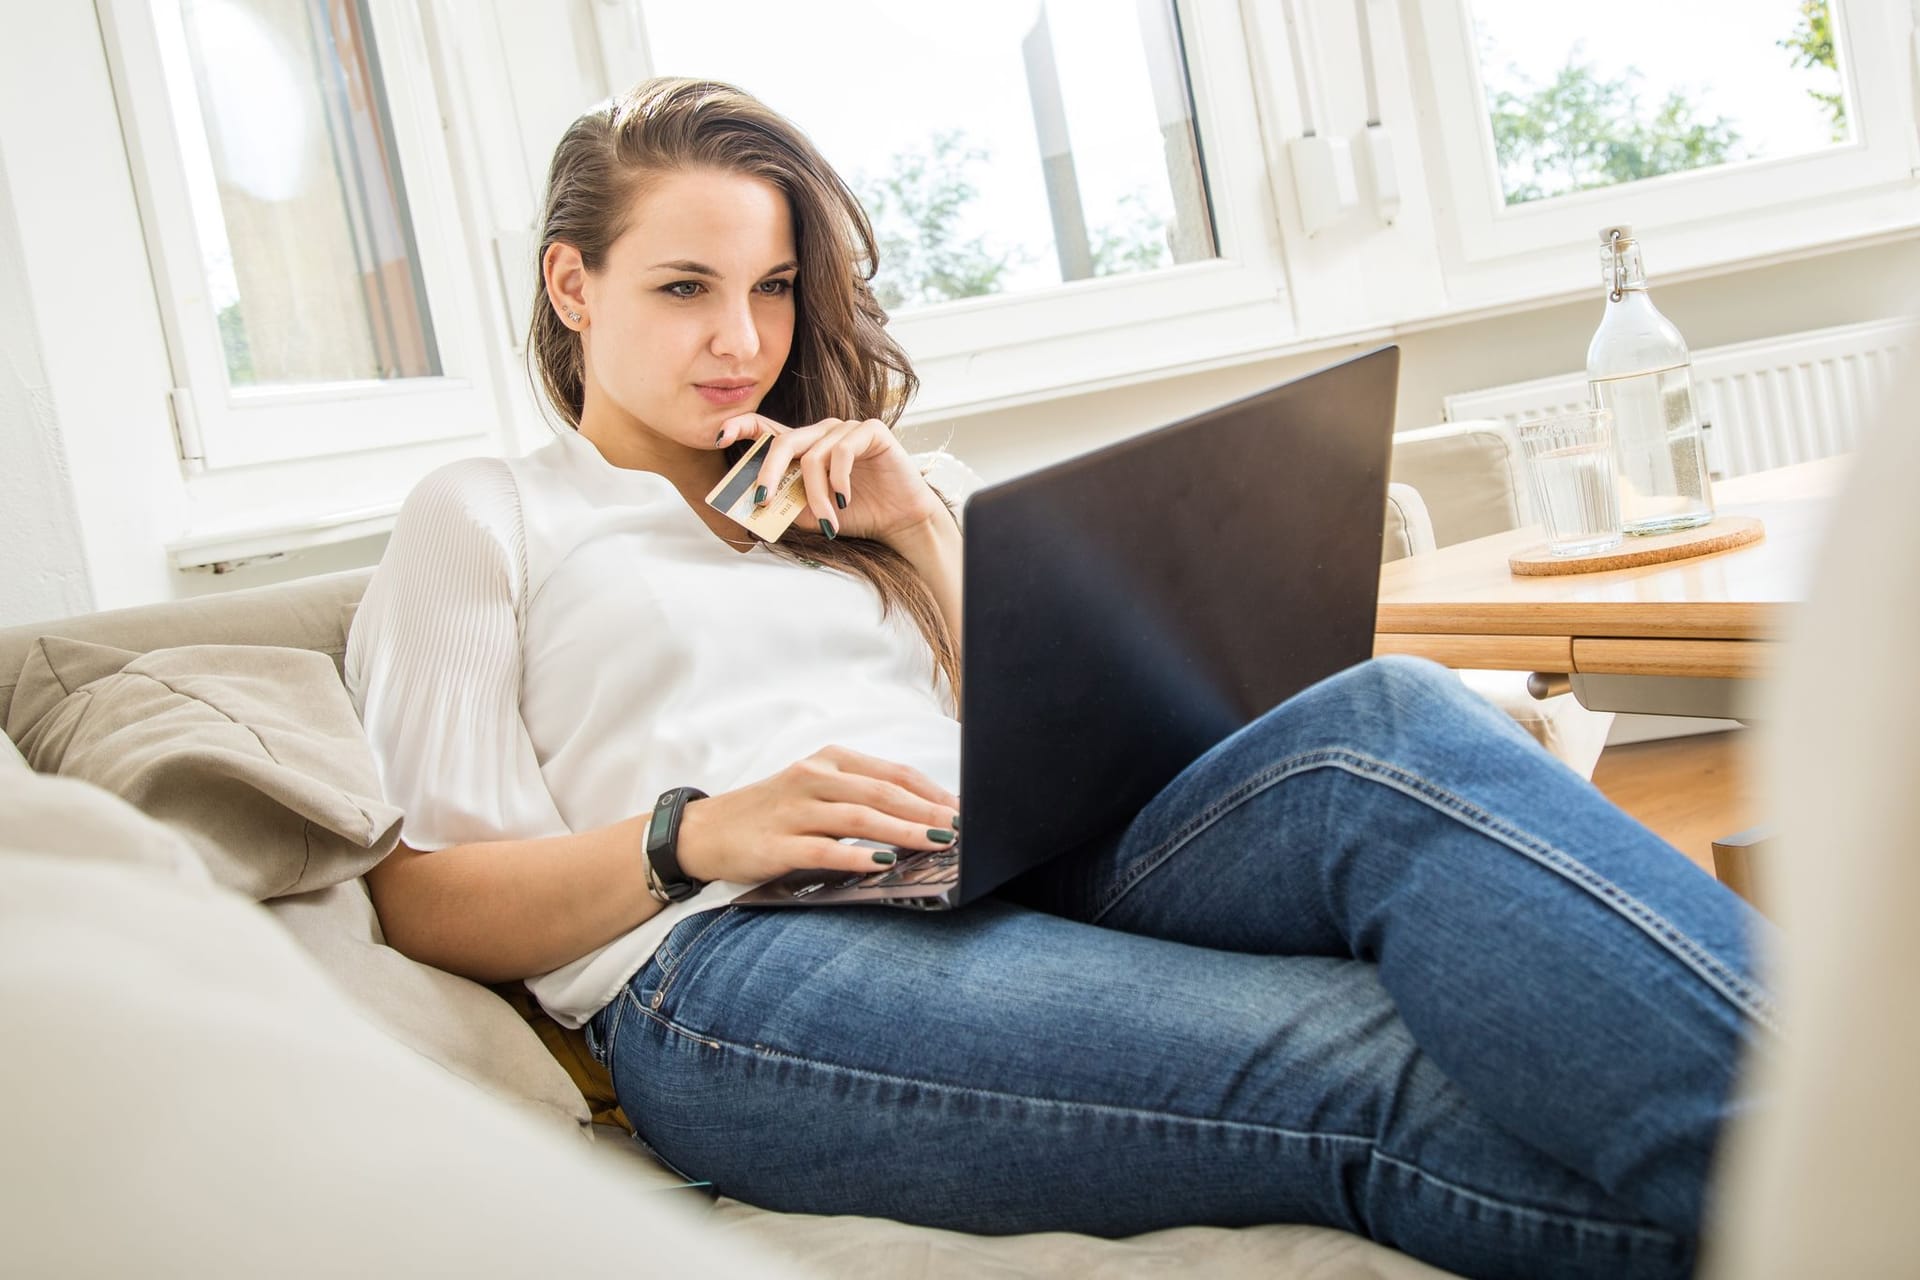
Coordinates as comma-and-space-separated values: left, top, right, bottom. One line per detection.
1585, 226, 1715, 534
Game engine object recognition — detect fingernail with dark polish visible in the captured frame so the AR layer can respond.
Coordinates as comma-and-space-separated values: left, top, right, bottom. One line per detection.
716, 430, 726, 443
753, 484, 767, 505
951, 815, 962, 832
927, 828, 956, 844
871, 850, 897, 865
820, 519, 836, 540
834, 491, 847, 510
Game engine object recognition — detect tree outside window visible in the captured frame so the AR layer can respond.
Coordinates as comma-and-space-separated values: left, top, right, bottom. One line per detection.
1472, 0, 1848, 206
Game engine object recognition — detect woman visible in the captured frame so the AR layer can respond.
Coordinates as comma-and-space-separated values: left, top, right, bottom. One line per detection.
347, 78, 1772, 1280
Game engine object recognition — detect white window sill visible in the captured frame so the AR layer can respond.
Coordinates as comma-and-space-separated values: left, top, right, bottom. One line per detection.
168, 503, 402, 574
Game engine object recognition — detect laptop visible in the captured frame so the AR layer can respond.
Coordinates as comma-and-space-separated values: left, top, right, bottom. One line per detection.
733, 345, 1400, 910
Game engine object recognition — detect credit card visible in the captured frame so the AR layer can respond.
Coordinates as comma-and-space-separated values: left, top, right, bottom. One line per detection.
703, 432, 809, 542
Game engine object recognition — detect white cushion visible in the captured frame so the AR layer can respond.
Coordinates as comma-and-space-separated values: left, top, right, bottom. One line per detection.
0, 849, 791, 1278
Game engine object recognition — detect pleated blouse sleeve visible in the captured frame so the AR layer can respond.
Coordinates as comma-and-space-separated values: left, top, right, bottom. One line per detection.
346, 458, 570, 851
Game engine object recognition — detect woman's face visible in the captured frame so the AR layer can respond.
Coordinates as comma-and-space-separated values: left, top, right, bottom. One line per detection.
577, 168, 798, 450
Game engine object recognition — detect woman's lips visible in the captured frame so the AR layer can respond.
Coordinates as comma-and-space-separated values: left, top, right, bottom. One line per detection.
695, 382, 756, 406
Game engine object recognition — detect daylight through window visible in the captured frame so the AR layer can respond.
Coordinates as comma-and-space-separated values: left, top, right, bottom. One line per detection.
637, 0, 1216, 312
1468, 0, 1850, 206
164, 0, 439, 385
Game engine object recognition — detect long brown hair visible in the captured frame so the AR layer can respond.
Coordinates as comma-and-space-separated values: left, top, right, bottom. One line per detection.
527, 78, 958, 701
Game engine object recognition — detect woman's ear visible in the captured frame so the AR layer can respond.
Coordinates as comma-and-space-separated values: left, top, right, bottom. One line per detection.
544, 242, 588, 329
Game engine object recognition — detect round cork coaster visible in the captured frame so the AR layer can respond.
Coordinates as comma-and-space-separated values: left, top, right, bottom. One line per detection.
1508, 516, 1765, 577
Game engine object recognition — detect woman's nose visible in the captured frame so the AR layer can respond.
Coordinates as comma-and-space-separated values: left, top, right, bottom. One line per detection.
710, 298, 761, 361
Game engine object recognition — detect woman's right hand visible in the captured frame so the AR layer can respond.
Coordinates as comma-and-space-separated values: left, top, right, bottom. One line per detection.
672, 745, 962, 885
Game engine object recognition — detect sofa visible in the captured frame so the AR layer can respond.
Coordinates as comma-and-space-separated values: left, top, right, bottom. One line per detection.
0, 424, 1582, 1277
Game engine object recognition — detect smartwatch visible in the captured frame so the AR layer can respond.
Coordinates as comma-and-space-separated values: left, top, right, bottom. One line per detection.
645, 786, 709, 903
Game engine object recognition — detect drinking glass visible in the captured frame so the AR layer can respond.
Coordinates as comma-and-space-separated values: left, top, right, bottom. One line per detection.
1516, 411, 1624, 556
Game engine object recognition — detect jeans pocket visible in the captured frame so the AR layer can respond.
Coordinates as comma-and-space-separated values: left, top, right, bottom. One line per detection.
644, 907, 741, 1014
582, 1004, 608, 1067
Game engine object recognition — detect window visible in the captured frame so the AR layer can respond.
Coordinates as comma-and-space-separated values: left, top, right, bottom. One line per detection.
100, 0, 494, 471
601, 0, 1296, 416
1405, 0, 1920, 308
169, 0, 439, 387
639, 0, 1215, 310
1470, 0, 1851, 207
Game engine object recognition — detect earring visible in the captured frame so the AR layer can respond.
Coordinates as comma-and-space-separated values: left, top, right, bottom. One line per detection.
564, 308, 582, 323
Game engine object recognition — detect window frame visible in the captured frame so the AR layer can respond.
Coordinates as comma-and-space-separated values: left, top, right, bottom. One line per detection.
73, 0, 1917, 576
1403, 0, 1920, 310
97, 0, 497, 472
605, 0, 1300, 420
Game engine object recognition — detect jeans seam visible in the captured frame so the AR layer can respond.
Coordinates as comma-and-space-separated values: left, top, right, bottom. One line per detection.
668, 1026, 1679, 1246
698, 1028, 1374, 1143
651, 907, 739, 1006
597, 986, 632, 1064
1094, 746, 1778, 1033
631, 996, 722, 1049
1368, 1151, 1678, 1246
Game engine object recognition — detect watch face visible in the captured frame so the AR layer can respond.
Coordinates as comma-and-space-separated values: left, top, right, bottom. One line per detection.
648, 789, 683, 854
647, 788, 704, 895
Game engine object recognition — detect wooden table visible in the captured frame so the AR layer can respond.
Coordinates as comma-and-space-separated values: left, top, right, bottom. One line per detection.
1374, 456, 1848, 718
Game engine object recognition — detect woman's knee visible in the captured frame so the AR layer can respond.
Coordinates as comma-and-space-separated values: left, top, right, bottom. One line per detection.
1254, 655, 1494, 758
1325, 654, 1465, 707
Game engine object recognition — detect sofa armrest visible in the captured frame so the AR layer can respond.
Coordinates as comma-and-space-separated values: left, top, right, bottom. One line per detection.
1389, 419, 1530, 548
1381, 482, 1437, 563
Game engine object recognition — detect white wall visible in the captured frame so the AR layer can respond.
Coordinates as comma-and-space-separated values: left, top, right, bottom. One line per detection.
942, 234, 1920, 482
0, 143, 91, 626
0, 0, 186, 626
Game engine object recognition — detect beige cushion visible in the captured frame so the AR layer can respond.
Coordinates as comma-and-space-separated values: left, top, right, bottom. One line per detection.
0, 567, 372, 731
0, 765, 211, 885
0, 848, 791, 1278
1390, 420, 1526, 548
8, 638, 400, 901
1381, 482, 1437, 563
266, 880, 589, 1130
2, 640, 586, 1129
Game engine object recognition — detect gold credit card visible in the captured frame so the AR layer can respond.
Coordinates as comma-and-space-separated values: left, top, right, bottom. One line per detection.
703, 432, 809, 542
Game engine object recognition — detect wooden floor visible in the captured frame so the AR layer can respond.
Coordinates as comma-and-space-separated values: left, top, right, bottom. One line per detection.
1590, 730, 1764, 878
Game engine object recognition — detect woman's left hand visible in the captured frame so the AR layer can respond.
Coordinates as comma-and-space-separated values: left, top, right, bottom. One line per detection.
717, 413, 949, 548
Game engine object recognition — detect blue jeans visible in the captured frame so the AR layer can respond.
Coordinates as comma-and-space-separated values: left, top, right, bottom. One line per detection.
586, 657, 1774, 1280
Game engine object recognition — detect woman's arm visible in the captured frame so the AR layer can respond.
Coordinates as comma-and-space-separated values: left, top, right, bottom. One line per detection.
367, 818, 657, 985
368, 744, 963, 985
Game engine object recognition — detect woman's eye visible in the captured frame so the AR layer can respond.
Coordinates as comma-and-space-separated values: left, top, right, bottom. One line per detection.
664, 281, 702, 299
757, 278, 795, 297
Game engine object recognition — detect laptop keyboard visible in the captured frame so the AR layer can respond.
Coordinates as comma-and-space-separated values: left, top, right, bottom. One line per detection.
855, 845, 960, 889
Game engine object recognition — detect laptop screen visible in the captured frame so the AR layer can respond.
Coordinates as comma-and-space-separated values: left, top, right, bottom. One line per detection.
954, 346, 1401, 900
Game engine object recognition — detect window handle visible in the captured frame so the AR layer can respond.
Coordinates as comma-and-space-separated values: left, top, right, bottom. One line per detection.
1352, 0, 1399, 225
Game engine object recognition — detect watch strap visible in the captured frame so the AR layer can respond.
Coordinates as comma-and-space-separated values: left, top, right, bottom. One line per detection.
645, 786, 709, 902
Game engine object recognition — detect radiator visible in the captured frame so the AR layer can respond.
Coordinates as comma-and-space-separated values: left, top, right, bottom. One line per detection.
1441, 318, 1919, 479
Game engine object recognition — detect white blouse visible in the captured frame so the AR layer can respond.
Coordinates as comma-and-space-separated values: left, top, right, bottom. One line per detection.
346, 426, 959, 1027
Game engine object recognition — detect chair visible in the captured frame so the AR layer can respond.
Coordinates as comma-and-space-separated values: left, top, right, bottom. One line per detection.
1384, 419, 1616, 778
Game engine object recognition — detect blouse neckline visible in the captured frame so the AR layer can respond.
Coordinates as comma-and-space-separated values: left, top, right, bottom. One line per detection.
554, 426, 767, 558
